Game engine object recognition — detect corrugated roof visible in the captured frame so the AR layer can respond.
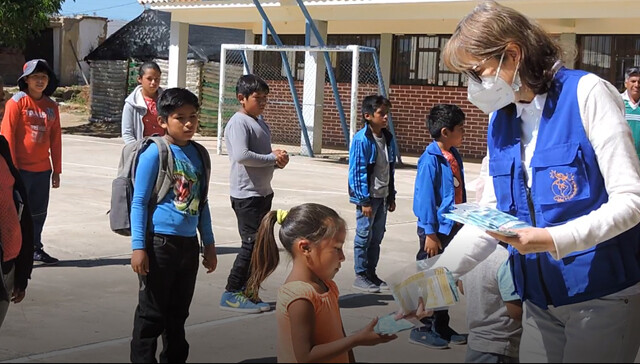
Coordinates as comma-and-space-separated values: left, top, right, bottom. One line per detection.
85, 9, 244, 62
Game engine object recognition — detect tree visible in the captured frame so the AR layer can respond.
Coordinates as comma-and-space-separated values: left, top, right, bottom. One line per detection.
0, 0, 72, 49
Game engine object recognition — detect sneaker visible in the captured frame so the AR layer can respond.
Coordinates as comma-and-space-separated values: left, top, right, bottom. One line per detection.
438, 326, 467, 345
219, 291, 262, 314
408, 327, 449, 349
352, 273, 380, 293
33, 248, 59, 265
254, 298, 271, 312
369, 272, 390, 292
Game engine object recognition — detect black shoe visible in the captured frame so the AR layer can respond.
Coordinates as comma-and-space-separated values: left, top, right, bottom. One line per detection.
437, 326, 467, 345
33, 249, 59, 265
368, 272, 390, 292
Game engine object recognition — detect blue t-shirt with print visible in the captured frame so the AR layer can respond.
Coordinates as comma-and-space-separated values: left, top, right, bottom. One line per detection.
130, 142, 214, 250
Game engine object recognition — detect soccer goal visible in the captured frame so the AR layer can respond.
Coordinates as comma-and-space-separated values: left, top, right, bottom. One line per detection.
215, 44, 400, 158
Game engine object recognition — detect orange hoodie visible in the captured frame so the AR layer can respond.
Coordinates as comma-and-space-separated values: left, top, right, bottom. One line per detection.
0, 92, 61, 173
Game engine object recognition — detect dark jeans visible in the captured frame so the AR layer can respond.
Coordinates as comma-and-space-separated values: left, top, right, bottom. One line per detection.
130, 233, 200, 363
225, 193, 274, 292
416, 223, 462, 333
19, 170, 51, 250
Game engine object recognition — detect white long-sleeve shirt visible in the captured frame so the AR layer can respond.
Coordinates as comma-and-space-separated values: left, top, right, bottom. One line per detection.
435, 74, 640, 295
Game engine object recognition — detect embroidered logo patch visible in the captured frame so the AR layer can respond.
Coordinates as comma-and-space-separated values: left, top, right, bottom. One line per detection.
550, 170, 578, 202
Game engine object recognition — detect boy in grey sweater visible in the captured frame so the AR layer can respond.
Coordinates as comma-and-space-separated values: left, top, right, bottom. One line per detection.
220, 74, 289, 313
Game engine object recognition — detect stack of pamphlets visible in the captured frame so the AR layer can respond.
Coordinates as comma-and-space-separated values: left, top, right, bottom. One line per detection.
442, 202, 530, 237
386, 256, 459, 314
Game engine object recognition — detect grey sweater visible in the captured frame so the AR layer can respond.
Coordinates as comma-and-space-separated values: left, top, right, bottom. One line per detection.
225, 112, 277, 198
121, 85, 163, 144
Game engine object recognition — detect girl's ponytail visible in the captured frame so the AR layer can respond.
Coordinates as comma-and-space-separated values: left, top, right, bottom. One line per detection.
245, 210, 279, 301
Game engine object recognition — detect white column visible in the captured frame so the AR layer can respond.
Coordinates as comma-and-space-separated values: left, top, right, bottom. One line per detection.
559, 33, 577, 69
168, 20, 189, 87
243, 30, 255, 74
379, 33, 393, 94
301, 20, 327, 155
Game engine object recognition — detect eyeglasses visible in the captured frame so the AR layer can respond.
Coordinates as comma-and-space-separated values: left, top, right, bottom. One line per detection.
462, 54, 503, 84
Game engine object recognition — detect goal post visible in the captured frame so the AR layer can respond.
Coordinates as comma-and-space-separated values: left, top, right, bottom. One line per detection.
216, 44, 401, 159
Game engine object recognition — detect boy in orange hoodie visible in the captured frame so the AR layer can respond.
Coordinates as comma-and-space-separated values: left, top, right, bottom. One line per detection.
0, 59, 61, 265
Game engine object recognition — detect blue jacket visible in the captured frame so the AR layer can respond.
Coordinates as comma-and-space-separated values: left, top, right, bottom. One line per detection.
489, 67, 640, 308
348, 125, 396, 206
413, 141, 466, 236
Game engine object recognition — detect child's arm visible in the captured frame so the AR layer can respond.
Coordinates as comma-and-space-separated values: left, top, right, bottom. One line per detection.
226, 120, 277, 167
413, 157, 440, 237
348, 138, 371, 206
288, 299, 396, 363
344, 325, 356, 363
0, 99, 20, 167
198, 203, 217, 273
129, 144, 160, 274
121, 102, 137, 145
49, 105, 62, 188
505, 300, 523, 321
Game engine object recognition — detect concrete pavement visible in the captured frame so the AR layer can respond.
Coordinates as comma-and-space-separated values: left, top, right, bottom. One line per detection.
1, 134, 636, 363
0, 134, 479, 363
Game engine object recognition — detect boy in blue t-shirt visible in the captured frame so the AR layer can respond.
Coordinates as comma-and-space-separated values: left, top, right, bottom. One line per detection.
129, 88, 217, 363
410, 104, 467, 349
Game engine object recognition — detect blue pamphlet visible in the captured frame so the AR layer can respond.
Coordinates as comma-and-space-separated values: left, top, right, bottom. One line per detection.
443, 203, 530, 237
374, 313, 416, 335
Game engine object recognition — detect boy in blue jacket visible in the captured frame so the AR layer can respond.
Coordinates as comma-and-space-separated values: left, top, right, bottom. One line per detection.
410, 104, 467, 349
348, 95, 396, 293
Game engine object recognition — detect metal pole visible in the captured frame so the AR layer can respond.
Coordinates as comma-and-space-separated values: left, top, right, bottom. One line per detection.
240, 52, 250, 75
349, 47, 359, 146
252, 0, 314, 157
216, 45, 227, 155
261, 20, 268, 46
371, 50, 402, 165
295, 0, 350, 148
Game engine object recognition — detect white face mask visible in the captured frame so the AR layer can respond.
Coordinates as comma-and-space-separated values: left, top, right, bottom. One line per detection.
467, 53, 521, 114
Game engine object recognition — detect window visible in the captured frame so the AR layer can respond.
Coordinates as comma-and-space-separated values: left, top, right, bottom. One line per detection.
577, 35, 640, 90
391, 34, 466, 87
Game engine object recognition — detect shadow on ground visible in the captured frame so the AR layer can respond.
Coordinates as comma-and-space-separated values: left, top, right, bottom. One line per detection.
239, 357, 277, 363
339, 293, 395, 309
33, 258, 131, 268
62, 122, 121, 138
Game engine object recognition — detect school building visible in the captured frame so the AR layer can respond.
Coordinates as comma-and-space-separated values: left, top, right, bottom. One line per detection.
139, 0, 640, 159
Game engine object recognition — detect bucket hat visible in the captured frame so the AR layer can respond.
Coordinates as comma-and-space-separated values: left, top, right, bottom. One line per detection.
17, 59, 59, 96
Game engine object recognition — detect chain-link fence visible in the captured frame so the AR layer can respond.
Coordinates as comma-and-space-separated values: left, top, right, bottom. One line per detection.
215, 45, 392, 157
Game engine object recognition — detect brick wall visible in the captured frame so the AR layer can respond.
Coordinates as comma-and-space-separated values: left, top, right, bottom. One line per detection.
262, 80, 487, 160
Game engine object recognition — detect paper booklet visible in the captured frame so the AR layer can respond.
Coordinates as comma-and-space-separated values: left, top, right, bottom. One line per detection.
386, 256, 459, 314
442, 202, 530, 237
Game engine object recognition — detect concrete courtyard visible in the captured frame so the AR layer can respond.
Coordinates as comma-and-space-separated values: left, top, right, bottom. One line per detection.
1, 133, 637, 363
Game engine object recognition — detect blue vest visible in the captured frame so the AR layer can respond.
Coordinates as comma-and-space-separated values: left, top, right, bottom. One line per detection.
488, 67, 640, 308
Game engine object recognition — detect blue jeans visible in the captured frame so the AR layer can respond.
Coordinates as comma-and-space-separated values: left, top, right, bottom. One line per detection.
353, 197, 387, 275
19, 170, 51, 250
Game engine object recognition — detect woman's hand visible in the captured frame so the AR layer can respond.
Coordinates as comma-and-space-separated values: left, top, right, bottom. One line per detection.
486, 227, 556, 255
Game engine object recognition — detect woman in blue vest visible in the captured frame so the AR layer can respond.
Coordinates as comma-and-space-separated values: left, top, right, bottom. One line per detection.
419, 1, 640, 362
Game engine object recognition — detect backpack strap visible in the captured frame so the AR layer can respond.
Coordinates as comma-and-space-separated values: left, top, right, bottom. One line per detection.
149, 136, 174, 204
190, 140, 211, 210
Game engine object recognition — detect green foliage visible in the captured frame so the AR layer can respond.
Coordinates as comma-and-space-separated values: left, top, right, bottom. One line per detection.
0, 0, 69, 49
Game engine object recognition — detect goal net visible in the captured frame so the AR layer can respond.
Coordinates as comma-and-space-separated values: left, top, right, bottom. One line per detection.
215, 44, 388, 157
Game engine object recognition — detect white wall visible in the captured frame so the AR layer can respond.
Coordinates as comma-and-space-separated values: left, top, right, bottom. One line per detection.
77, 18, 107, 84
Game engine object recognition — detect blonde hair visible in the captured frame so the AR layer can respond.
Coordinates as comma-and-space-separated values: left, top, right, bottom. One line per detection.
443, 0, 561, 94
